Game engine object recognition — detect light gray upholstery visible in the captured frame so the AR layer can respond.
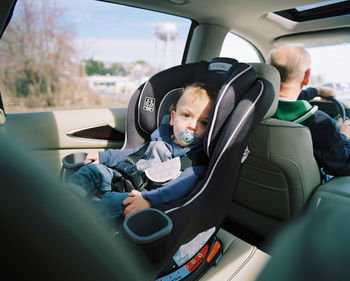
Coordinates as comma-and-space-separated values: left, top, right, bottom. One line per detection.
201, 229, 270, 281
226, 63, 321, 242
249, 63, 280, 119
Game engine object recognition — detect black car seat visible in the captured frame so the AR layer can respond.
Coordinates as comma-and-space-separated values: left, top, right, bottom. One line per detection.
120, 57, 276, 269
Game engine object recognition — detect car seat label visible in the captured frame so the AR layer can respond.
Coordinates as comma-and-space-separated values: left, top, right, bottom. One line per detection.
208, 62, 232, 72
172, 227, 215, 266
157, 244, 209, 281
143, 97, 155, 112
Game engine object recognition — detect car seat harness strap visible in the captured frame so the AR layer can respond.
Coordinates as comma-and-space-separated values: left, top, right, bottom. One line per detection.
111, 143, 209, 193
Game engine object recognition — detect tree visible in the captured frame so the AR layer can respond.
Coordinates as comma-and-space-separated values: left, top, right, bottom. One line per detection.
84, 59, 108, 75
136, 60, 146, 65
84, 59, 121, 76
110, 62, 121, 75
0, 0, 77, 106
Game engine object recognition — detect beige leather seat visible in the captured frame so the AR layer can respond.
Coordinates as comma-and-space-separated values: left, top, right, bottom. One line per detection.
225, 63, 321, 245
200, 228, 270, 281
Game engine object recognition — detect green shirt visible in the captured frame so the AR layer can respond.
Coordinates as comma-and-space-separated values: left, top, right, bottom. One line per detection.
273, 100, 318, 123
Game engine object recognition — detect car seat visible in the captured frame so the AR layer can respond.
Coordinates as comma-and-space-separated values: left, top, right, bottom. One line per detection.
120, 57, 276, 270
227, 71, 322, 246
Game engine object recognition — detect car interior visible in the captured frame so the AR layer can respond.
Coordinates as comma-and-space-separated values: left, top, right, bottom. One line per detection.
1, 0, 350, 280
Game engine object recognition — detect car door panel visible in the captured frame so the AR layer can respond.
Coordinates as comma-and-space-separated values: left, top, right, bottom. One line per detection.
4, 107, 127, 173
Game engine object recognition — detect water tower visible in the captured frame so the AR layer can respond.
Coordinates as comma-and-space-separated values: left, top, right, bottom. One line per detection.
155, 22, 179, 69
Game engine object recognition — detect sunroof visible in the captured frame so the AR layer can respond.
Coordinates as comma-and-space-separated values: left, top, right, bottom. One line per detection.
274, 0, 350, 22
296, 0, 347, 12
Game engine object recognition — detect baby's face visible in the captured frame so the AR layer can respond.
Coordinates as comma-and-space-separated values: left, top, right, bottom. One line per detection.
170, 87, 213, 147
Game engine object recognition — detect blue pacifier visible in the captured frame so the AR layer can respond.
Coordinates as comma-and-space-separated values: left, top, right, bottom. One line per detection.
178, 129, 198, 145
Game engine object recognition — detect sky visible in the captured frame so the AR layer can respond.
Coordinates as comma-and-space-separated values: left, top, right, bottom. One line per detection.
58, 0, 190, 68
307, 44, 350, 85
61, 0, 350, 84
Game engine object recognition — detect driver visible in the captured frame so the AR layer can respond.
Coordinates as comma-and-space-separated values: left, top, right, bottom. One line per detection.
268, 45, 350, 177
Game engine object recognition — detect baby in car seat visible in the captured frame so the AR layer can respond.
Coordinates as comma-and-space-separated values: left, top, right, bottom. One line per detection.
67, 82, 217, 223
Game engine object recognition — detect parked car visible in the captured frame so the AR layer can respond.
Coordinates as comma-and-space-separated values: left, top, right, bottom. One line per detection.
1, 0, 350, 280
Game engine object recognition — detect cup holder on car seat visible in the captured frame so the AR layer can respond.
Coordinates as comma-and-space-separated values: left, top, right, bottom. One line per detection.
62, 152, 92, 169
123, 208, 173, 245
60, 152, 92, 183
123, 208, 173, 268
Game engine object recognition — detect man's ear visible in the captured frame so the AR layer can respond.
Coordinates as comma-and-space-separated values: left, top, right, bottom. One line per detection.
303, 68, 311, 86
170, 110, 175, 126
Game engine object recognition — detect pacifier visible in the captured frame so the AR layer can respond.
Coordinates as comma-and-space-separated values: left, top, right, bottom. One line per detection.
178, 129, 198, 145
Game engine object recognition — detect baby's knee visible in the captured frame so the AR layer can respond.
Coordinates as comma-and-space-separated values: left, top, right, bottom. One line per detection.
100, 192, 129, 206
79, 163, 104, 174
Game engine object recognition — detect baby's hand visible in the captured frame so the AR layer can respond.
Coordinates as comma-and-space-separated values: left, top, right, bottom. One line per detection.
86, 152, 99, 164
122, 190, 151, 217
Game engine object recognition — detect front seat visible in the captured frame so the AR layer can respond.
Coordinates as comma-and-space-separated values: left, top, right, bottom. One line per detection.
0, 128, 151, 281
225, 63, 321, 245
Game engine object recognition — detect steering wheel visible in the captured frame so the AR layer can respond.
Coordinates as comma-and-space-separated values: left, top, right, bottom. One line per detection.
322, 96, 347, 121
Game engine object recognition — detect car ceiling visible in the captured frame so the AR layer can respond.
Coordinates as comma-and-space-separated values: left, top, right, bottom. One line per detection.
107, 0, 350, 53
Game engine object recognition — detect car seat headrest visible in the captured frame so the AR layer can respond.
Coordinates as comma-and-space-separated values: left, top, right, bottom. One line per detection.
204, 62, 261, 157
156, 58, 240, 127
137, 58, 239, 136
157, 88, 182, 127
248, 63, 280, 119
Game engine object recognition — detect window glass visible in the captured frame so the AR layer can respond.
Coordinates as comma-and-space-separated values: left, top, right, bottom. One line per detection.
307, 43, 350, 106
220, 32, 261, 63
0, 0, 191, 113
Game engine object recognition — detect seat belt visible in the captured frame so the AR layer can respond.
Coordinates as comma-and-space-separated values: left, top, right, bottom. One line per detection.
124, 143, 150, 165
112, 143, 209, 193
180, 147, 209, 171
126, 142, 209, 170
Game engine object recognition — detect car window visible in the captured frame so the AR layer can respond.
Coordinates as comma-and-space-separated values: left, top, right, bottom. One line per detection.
0, 0, 191, 113
220, 32, 261, 63
307, 43, 350, 105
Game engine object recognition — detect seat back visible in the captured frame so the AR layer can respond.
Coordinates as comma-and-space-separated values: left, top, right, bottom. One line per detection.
123, 58, 276, 266
0, 130, 150, 281
227, 65, 321, 244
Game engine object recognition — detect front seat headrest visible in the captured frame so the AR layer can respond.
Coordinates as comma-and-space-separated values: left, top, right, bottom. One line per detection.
249, 63, 280, 119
